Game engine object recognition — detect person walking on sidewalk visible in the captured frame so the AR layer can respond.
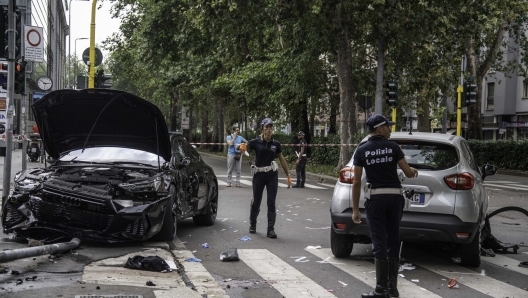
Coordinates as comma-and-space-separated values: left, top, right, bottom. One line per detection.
292, 131, 307, 188
352, 114, 418, 298
243, 118, 292, 238
226, 125, 247, 187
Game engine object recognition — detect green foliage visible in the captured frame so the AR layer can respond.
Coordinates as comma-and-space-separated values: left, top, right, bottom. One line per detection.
468, 139, 528, 171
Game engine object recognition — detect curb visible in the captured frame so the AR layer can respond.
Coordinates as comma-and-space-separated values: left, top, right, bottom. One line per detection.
197, 150, 339, 185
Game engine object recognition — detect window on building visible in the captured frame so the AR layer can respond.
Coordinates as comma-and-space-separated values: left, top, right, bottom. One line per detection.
486, 83, 494, 110
523, 80, 528, 98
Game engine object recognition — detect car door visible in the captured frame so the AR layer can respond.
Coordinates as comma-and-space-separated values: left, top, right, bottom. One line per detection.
171, 137, 193, 216
179, 138, 210, 212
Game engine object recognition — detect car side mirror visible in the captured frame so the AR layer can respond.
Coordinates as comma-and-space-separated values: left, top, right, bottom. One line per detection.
481, 164, 497, 180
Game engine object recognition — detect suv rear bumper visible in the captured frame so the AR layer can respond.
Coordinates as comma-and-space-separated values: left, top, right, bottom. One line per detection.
331, 208, 479, 244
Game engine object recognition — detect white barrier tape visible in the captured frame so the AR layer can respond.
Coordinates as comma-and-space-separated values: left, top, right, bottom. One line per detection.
189, 142, 357, 147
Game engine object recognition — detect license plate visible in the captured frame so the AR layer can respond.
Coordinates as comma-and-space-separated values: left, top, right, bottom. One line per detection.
31, 148, 37, 152
410, 193, 425, 205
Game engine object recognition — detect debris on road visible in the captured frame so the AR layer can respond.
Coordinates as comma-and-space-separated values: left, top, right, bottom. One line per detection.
186, 257, 202, 262
306, 245, 322, 249
220, 248, 239, 262
238, 236, 251, 241
448, 278, 458, 289
202, 243, 209, 248
124, 255, 172, 272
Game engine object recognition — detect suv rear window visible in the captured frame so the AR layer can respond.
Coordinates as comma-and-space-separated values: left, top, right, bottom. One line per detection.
395, 141, 459, 171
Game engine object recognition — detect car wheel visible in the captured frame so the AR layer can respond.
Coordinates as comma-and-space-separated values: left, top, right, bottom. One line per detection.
152, 185, 177, 242
331, 227, 354, 258
460, 228, 481, 267
193, 183, 218, 226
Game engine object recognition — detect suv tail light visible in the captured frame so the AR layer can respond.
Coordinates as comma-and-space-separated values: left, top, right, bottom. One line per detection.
339, 167, 354, 184
444, 173, 474, 190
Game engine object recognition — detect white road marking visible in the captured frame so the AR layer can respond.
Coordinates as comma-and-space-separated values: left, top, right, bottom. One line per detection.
307, 249, 440, 298
218, 177, 330, 189
484, 183, 528, 190
408, 251, 528, 297
238, 249, 336, 297
482, 254, 528, 276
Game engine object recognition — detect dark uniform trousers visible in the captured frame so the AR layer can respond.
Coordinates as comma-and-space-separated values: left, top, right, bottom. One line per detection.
251, 170, 279, 214
365, 193, 405, 260
296, 156, 307, 185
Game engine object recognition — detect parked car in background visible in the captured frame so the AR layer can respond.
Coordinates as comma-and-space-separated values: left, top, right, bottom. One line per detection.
2, 89, 218, 243
330, 132, 497, 266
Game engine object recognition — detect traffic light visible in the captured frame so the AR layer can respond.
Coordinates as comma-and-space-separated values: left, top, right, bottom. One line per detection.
15, 9, 21, 60
464, 79, 477, 106
0, 6, 21, 59
1, 62, 26, 94
385, 81, 398, 107
96, 69, 112, 89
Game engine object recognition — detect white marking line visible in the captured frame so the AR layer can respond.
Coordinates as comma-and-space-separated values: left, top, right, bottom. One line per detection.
410, 252, 528, 297
238, 249, 336, 297
482, 255, 528, 276
484, 183, 528, 190
307, 249, 439, 298
217, 175, 253, 179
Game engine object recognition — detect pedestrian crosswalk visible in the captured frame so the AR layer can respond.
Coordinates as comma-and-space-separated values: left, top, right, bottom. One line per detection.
484, 180, 528, 192
217, 175, 332, 189
88, 240, 527, 298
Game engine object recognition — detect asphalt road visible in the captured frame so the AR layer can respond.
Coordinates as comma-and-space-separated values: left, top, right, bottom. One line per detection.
0, 150, 527, 298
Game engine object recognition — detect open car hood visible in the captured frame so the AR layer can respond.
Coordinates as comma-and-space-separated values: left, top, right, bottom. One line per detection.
32, 89, 171, 161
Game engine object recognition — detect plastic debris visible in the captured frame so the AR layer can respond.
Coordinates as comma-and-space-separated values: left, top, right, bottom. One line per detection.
25, 276, 37, 281
411, 279, 419, 283
447, 278, 458, 289
400, 263, 416, 271
306, 246, 322, 249
398, 274, 405, 278
146, 281, 156, 286
328, 289, 334, 292
220, 248, 240, 262
338, 281, 348, 286
234, 230, 238, 232
186, 257, 202, 262
452, 257, 461, 264
519, 261, 528, 268
238, 236, 252, 241
15, 279, 23, 285
202, 243, 209, 248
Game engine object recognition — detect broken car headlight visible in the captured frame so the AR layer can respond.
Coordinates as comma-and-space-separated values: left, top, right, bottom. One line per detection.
118, 177, 164, 193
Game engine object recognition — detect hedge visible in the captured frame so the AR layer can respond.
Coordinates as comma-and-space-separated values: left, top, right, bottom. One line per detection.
468, 139, 528, 171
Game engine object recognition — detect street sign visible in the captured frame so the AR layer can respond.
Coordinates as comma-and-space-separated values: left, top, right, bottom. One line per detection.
0, 123, 4, 134
181, 106, 189, 129
406, 121, 410, 128
24, 25, 44, 62
82, 47, 103, 66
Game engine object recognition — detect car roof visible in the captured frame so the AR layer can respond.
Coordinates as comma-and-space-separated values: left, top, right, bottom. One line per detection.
360, 132, 463, 145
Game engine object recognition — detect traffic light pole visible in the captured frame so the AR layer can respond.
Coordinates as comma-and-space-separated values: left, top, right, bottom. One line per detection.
2, 0, 16, 208
391, 108, 396, 132
457, 55, 465, 137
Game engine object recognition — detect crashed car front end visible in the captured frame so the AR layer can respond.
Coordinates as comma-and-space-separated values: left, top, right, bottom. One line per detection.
2, 165, 172, 243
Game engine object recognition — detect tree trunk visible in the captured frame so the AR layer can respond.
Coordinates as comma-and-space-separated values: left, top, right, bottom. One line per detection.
200, 109, 209, 145
329, 92, 339, 135
417, 95, 431, 132
336, 29, 356, 170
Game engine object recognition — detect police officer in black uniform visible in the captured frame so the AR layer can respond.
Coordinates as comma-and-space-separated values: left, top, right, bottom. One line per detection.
292, 131, 307, 188
352, 114, 418, 298
244, 118, 292, 238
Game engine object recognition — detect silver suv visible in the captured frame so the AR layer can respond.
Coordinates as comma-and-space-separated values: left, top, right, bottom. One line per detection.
330, 132, 497, 266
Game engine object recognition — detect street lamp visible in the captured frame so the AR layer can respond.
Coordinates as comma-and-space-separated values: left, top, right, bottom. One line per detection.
68, 0, 90, 89
74, 38, 88, 89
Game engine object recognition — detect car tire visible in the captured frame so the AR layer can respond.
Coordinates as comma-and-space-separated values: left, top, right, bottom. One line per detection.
460, 228, 481, 267
193, 184, 218, 226
331, 228, 354, 258
152, 185, 177, 242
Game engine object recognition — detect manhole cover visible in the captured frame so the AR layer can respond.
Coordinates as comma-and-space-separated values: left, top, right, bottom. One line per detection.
75, 296, 143, 298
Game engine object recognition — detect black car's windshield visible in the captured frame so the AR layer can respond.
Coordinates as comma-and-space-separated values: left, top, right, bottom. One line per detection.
59, 147, 167, 166
396, 141, 459, 171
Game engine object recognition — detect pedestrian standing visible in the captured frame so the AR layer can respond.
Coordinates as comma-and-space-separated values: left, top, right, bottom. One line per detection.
243, 118, 292, 238
292, 131, 307, 188
226, 126, 247, 187
352, 114, 418, 298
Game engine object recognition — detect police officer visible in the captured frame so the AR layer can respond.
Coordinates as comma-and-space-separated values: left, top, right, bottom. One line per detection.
242, 118, 292, 238
352, 114, 418, 298
292, 131, 307, 188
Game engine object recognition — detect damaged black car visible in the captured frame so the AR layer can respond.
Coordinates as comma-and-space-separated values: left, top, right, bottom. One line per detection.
1, 89, 218, 243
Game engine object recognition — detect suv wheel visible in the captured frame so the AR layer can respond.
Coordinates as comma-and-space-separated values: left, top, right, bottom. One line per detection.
152, 185, 177, 242
460, 229, 481, 267
193, 184, 218, 226
331, 228, 354, 258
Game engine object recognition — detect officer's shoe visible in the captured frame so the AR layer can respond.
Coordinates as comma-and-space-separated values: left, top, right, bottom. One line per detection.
266, 230, 277, 238
300, 183, 305, 188
361, 259, 389, 298
292, 184, 301, 188
249, 226, 256, 234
